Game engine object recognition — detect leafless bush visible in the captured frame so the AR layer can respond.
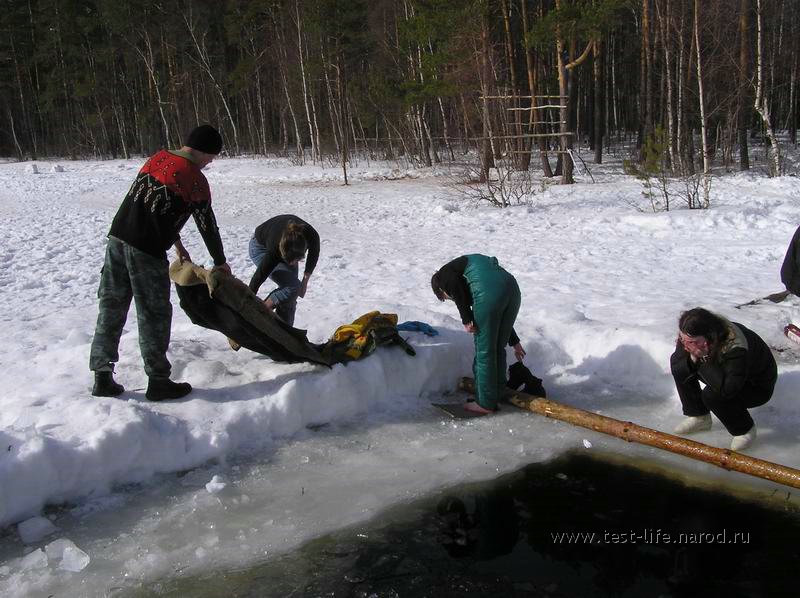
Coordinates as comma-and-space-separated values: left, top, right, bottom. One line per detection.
288, 150, 306, 166
457, 158, 536, 207
673, 170, 710, 209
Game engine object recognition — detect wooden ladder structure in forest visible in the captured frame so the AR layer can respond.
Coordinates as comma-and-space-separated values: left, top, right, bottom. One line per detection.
476, 93, 574, 180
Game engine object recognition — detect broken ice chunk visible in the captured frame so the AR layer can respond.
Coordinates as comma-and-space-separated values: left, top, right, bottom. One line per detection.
60, 545, 90, 572
205, 475, 227, 494
19, 548, 48, 571
45, 539, 90, 572
18, 516, 57, 544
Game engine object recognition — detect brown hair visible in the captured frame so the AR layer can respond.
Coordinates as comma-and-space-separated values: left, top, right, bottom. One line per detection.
279, 221, 308, 263
678, 307, 729, 358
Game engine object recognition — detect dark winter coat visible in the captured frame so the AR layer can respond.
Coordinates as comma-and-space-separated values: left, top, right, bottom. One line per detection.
780, 225, 800, 296
670, 319, 777, 401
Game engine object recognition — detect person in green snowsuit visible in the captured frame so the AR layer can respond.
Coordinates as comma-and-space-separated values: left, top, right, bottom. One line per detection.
432, 254, 526, 415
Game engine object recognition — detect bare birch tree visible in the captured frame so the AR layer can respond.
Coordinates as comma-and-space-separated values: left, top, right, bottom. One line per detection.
753, 0, 781, 176
694, 0, 710, 205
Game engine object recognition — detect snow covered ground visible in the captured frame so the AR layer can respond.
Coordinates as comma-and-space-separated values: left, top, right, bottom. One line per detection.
1, 152, 800, 596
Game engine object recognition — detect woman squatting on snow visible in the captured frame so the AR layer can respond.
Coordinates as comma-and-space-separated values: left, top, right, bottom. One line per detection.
670, 307, 777, 451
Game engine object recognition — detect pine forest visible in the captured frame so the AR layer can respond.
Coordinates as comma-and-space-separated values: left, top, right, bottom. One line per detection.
1, 0, 797, 184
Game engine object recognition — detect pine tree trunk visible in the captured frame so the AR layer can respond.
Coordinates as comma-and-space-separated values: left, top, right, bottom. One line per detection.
638, 0, 652, 158
437, 96, 455, 161
137, 31, 171, 149
275, 22, 304, 161
7, 107, 24, 160
520, 0, 552, 176
738, 0, 751, 171
500, 0, 523, 169
656, 0, 677, 171
322, 49, 341, 155
478, 15, 494, 181
336, 55, 349, 185
556, 55, 573, 183
593, 38, 604, 164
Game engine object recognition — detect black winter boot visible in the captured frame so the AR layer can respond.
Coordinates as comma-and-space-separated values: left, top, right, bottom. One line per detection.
92, 372, 125, 397
146, 378, 192, 401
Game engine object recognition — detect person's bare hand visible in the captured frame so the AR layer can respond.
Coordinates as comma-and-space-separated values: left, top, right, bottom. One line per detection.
212, 263, 232, 276
679, 333, 709, 362
464, 322, 477, 334
513, 342, 526, 362
174, 240, 191, 264
298, 276, 309, 298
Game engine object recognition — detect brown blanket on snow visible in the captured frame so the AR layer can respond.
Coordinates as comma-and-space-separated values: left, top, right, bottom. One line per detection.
169, 260, 330, 367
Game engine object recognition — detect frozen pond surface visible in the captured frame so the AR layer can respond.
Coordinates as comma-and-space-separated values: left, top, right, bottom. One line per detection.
133, 452, 800, 597
3, 386, 798, 597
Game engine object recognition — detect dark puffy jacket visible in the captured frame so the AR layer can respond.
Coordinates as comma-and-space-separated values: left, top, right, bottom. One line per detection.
671, 319, 777, 400
780, 225, 800, 296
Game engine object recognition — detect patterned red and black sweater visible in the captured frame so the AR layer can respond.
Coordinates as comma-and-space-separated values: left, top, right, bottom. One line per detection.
109, 149, 226, 265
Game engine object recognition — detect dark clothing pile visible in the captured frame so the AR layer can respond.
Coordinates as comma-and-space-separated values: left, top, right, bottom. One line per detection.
109, 150, 226, 265
249, 214, 320, 294
435, 255, 520, 346
670, 319, 777, 435
319, 311, 416, 364
506, 362, 547, 398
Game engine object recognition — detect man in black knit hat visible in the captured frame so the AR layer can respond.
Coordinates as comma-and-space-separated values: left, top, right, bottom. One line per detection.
89, 124, 231, 401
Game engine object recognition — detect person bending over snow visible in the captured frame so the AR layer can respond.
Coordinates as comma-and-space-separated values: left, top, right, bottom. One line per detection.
248, 215, 320, 327
431, 254, 526, 415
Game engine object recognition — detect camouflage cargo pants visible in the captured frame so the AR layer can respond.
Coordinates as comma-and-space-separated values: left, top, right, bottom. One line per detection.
89, 237, 172, 378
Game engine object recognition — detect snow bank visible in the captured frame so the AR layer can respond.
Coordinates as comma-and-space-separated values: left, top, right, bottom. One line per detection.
0, 325, 472, 527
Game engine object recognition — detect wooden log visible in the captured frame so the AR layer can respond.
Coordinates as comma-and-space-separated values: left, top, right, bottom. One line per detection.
506, 105, 566, 111
507, 150, 570, 155
470, 132, 573, 140
458, 377, 800, 490
481, 94, 568, 99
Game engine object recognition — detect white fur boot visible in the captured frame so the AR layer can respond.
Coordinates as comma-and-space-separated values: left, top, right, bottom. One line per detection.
673, 414, 712, 434
730, 426, 757, 452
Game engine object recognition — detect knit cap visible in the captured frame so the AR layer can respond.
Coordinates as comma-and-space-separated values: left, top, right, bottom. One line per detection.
185, 125, 223, 155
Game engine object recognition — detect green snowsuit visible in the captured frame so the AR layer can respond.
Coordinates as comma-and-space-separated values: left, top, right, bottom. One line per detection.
463, 254, 521, 409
